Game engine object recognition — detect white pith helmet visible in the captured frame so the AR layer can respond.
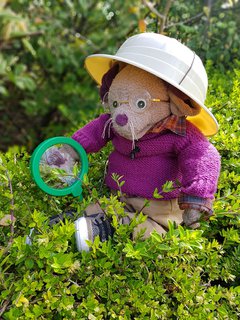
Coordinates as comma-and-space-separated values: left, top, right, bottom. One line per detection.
85, 32, 219, 136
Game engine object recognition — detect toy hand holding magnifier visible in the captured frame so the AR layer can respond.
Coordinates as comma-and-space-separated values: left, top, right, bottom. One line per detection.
30, 137, 88, 199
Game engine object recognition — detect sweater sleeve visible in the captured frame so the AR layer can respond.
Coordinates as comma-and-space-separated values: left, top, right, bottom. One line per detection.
72, 113, 113, 153
175, 122, 221, 201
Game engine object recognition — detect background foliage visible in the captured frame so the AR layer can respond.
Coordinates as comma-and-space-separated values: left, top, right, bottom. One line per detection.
0, 0, 240, 151
0, 0, 240, 319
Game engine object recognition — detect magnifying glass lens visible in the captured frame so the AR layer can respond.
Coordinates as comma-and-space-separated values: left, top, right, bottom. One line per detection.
31, 136, 88, 198
39, 144, 81, 189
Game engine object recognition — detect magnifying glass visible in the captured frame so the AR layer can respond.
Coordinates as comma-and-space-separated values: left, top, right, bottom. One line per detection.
30, 137, 88, 199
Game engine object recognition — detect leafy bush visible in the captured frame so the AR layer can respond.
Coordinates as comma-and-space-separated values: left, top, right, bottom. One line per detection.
0, 65, 239, 319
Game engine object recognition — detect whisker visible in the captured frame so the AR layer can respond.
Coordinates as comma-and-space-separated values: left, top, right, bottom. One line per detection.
102, 117, 113, 139
108, 118, 113, 138
129, 120, 137, 150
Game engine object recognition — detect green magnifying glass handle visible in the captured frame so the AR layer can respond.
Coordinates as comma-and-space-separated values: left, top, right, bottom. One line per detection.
30, 137, 88, 199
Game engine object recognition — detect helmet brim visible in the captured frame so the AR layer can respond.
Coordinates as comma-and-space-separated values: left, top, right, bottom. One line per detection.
85, 54, 219, 137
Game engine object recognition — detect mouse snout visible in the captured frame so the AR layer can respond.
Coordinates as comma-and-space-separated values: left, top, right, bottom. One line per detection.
115, 113, 128, 126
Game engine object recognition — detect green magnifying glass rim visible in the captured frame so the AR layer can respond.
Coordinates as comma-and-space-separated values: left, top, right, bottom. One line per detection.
30, 137, 88, 198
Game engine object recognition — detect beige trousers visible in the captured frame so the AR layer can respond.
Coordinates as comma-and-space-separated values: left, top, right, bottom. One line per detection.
84, 196, 184, 239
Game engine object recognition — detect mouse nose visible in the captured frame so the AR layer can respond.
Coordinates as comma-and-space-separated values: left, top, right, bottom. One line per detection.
115, 114, 128, 126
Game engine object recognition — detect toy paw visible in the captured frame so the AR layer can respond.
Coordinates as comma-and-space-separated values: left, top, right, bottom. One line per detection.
41, 146, 76, 172
41, 147, 67, 167
183, 209, 203, 229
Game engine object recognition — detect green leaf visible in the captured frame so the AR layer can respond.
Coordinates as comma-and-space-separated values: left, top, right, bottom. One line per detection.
153, 188, 163, 199
0, 85, 8, 96
14, 75, 36, 91
25, 258, 34, 269
22, 38, 36, 56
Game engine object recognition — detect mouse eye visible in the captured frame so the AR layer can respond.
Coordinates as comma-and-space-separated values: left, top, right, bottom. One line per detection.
130, 90, 151, 112
136, 99, 147, 109
112, 100, 118, 108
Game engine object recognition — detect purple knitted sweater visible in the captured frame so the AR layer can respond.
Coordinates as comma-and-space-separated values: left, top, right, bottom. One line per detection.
72, 114, 220, 203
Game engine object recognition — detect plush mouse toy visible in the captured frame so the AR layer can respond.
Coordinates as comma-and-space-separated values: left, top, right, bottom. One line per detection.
45, 33, 221, 251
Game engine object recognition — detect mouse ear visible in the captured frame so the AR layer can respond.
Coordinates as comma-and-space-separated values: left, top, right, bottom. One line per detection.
99, 63, 120, 101
167, 84, 200, 116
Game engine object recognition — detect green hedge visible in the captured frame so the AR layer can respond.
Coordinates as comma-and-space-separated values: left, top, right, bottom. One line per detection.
0, 64, 239, 319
